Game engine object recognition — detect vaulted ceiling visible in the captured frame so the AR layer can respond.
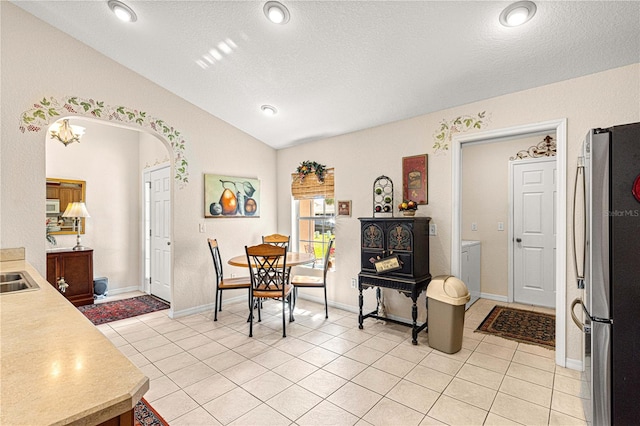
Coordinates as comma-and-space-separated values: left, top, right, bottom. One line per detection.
13, 1, 640, 149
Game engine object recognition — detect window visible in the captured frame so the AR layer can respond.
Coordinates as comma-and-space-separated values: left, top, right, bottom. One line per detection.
294, 198, 335, 268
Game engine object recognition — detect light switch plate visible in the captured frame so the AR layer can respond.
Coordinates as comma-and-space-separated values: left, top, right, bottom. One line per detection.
429, 224, 437, 236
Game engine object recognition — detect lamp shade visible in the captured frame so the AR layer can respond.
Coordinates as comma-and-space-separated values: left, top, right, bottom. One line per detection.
62, 202, 91, 218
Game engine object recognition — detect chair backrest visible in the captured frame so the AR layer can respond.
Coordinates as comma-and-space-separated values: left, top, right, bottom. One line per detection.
245, 243, 288, 294
322, 239, 335, 280
262, 234, 290, 250
207, 238, 223, 285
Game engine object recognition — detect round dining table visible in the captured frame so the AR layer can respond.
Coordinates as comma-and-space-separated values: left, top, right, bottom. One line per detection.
227, 252, 315, 268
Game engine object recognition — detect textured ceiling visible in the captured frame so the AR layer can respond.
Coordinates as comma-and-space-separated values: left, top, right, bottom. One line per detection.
12, 1, 640, 149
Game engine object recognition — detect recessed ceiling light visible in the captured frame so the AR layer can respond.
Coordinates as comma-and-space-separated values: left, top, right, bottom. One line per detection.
264, 1, 290, 25
261, 105, 278, 116
108, 0, 137, 23
499, 1, 536, 27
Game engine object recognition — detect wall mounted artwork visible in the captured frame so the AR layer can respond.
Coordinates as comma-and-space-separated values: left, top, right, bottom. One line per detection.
338, 200, 352, 217
204, 174, 260, 218
402, 154, 428, 204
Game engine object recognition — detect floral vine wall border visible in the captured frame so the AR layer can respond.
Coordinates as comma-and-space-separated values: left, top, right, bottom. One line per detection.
432, 111, 491, 154
19, 96, 189, 186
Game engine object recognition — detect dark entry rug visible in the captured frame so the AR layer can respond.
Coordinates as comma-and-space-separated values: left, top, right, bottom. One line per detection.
475, 305, 555, 349
135, 397, 169, 426
78, 295, 169, 325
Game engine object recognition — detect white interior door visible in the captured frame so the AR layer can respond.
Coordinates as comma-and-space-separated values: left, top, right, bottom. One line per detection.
150, 166, 172, 302
512, 158, 556, 307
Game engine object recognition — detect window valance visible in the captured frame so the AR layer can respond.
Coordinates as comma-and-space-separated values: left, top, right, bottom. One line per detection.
291, 168, 334, 200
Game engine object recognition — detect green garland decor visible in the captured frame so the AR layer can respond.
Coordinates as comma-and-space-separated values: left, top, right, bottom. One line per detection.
19, 96, 189, 186
296, 161, 327, 183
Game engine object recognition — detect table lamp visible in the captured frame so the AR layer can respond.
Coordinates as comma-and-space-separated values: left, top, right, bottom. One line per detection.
62, 202, 91, 250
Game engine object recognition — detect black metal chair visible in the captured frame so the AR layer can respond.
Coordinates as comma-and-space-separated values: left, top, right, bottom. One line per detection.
245, 243, 293, 337
208, 238, 251, 321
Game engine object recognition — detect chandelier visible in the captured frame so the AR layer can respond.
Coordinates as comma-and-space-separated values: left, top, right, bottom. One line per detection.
50, 119, 85, 146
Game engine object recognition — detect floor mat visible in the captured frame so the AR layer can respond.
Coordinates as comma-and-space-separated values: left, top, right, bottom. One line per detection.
78, 295, 169, 325
475, 305, 555, 349
135, 397, 169, 426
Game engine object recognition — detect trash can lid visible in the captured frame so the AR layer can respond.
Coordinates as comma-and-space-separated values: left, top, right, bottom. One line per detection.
426, 275, 471, 305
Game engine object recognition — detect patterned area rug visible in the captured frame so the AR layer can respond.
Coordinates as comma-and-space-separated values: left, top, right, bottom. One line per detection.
135, 397, 168, 426
78, 295, 169, 325
475, 305, 555, 349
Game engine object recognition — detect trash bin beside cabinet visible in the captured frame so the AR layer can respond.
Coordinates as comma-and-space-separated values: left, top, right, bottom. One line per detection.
426, 275, 470, 354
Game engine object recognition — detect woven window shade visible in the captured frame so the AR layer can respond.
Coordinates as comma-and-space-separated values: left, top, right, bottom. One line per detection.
291, 168, 334, 200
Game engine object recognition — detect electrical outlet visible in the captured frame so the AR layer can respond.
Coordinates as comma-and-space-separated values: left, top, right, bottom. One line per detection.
429, 224, 437, 236
498, 221, 504, 231
230, 273, 236, 278
199, 223, 205, 233
472, 222, 478, 231
351, 278, 357, 289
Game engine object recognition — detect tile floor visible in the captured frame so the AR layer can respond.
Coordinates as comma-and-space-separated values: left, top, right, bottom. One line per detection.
96, 296, 589, 425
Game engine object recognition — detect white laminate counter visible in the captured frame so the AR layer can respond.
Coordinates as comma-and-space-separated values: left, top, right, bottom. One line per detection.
0, 259, 149, 425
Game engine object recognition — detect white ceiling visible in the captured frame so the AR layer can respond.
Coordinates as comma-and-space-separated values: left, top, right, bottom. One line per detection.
13, 1, 640, 149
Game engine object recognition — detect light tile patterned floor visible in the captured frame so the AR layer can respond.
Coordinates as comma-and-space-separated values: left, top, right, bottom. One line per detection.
96, 297, 588, 425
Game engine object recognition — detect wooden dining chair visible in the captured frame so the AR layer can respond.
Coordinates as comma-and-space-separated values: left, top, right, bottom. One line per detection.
262, 234, 290, 250
245, 243, 293, 337
291, 239, 334, 319
208, 238, 251, 321
262, 233, 292, 282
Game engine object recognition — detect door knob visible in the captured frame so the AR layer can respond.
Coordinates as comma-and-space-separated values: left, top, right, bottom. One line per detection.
516, 238, 522, 243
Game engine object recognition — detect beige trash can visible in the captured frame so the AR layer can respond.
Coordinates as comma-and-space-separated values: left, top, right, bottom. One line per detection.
426, 275, 470, 354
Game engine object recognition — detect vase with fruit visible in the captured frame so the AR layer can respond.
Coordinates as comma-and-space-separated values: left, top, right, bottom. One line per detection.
398, 200, 418, 216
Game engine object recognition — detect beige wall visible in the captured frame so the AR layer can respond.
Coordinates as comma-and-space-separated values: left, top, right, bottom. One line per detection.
461, 133, 554, 299
277, 64, 640, 364
1, 3, 277, 314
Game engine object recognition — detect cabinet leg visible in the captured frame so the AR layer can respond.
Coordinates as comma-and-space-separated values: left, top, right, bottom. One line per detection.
358, 284, 364, 329
411, 298, 418, 345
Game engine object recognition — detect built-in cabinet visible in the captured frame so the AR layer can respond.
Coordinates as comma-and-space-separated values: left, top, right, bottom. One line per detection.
461, 240, 481, 309
46, 248, 94, 306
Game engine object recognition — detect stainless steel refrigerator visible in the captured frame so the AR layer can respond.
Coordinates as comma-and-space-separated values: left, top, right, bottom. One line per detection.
572, 122, 640, 425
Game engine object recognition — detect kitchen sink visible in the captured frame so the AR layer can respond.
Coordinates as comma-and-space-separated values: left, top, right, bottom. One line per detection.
0, 271, 40, 294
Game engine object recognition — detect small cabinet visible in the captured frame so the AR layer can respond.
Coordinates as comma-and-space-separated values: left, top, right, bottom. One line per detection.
461, 240, 481, 309
358, 217, 431, 344
47, 248, 94, 306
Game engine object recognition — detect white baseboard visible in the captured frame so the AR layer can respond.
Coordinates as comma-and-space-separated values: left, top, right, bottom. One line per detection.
480, 292, 509, 303
170, 295, 247, 319
106, 285, 141, 296
564, 357, 583, 372
296, 294, 415, 324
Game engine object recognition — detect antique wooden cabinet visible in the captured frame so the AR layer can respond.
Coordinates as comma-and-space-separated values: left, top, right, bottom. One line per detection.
358, 217, 431, 344
46, 248, 94, 306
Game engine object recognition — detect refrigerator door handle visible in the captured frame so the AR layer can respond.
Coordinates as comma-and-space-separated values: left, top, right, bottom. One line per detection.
572, 159, 586, 289
571, 298, 591, 333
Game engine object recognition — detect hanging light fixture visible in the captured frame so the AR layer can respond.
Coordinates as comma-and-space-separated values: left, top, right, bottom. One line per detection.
50, 119, 85, 146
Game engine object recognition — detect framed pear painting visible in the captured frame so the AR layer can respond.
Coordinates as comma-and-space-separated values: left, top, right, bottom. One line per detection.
204, 174, 260, 218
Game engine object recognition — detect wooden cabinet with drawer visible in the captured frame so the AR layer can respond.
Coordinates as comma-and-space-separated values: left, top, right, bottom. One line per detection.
46, 248, 94, 306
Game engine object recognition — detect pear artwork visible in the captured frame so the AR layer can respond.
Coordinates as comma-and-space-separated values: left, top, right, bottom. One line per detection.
219, 188, 238, 215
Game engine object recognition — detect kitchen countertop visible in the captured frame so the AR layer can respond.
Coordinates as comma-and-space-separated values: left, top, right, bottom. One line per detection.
0, 258, 149, 425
